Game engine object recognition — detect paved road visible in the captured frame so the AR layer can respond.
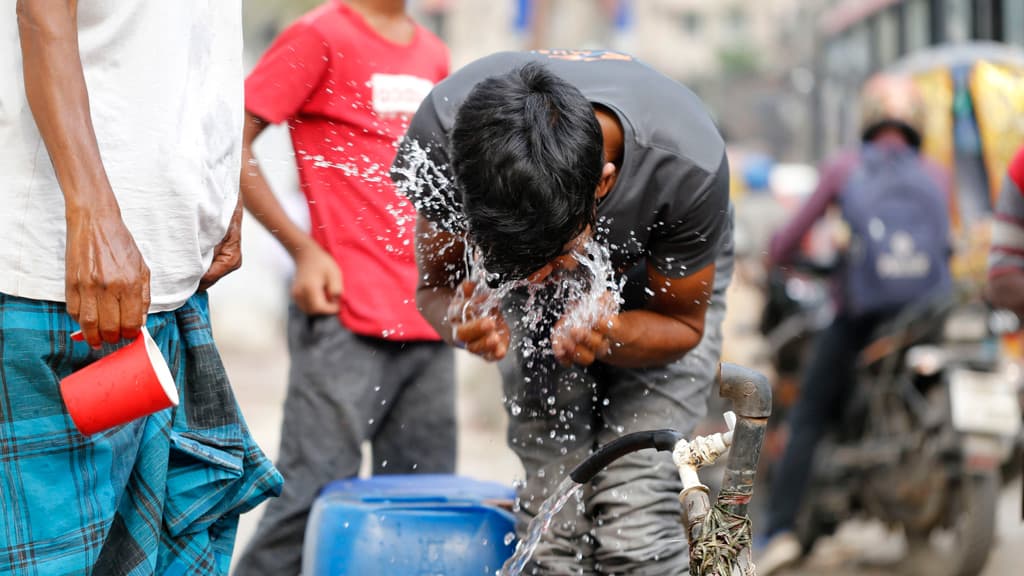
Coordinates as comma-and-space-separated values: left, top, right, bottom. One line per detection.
220, 274, 1024, 575
779, 484, 1023, 576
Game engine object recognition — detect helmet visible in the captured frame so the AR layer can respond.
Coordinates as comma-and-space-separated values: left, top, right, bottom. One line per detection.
858, 74, 926, 148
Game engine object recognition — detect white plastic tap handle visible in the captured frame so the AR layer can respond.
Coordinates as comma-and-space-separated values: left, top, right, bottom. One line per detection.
723, 411, 737, 447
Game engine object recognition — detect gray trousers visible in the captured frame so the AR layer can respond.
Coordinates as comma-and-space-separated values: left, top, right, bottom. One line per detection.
500, 253, 732, 575
233, 308, 456, 576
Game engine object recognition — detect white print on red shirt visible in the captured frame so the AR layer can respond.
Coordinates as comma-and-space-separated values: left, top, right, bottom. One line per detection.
371, 73, 435, 116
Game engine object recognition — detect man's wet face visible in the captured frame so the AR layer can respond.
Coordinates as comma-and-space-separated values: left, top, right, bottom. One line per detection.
525, 226, 593, 285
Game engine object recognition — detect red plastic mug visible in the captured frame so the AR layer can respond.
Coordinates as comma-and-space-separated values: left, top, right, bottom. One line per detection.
60, 327, 179, 436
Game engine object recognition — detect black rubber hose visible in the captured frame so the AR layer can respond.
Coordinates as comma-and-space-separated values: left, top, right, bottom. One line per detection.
569, 429, 685, 484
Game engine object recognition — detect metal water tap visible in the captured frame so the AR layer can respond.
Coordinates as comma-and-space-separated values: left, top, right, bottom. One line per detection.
564, 363, 771, 575
678, 363, 772, 576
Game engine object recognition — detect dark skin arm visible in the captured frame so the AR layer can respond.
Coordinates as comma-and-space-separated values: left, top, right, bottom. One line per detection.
986, 273, 1024, 320
551, 263, 714, 368
18, 0, 150, 348
414, 217, 464, 342
198, 193, 243, 292
415, 215, 712, 368
415, 216, 510, 361
240, 112, 343, 314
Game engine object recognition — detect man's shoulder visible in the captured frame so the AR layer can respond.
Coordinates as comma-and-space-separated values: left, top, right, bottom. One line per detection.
422, 51, 528, 114
447, 51, 531, 80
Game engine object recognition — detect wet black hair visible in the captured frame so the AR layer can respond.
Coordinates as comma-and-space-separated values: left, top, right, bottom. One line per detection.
450, 61, 604, 282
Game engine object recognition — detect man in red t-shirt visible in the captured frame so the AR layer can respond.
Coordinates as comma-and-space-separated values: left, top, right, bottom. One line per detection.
233, 2, 452, 573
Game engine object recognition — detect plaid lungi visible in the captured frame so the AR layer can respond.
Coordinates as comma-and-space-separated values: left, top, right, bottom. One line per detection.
0, 292, 283, 575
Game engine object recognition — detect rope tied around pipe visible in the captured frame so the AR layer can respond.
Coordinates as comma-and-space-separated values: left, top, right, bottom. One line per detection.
689, 489, 756, 576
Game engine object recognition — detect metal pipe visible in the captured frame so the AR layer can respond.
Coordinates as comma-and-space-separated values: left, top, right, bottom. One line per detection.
717, 363, 772, 517
680, 486, 712, 542
718, 363, 772, 418
565, 364, 772, 535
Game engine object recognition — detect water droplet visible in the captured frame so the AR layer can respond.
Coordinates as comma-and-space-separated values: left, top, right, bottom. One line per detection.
504, 532, 516, 546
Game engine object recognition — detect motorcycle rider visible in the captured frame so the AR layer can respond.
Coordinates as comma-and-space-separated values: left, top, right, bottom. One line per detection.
757, 73, 953, 574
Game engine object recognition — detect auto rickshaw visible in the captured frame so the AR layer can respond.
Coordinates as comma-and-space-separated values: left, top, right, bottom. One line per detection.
887, 41, 1024, 284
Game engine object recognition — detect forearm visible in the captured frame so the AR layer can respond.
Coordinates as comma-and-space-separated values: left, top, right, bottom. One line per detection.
18, 0, 118, 216
240, 132, 315, 257
768, 160, 847, 266
416, 284, 458, 345
768, 200, 823, 266
413, 216, 468, 345
604, 309, 703, 368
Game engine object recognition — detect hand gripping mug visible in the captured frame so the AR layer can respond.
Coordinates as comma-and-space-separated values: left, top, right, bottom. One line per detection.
60, 327, 179, 436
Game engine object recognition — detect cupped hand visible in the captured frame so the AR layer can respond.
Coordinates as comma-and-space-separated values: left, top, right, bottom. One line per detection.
65, 207, 151, 348
449, 280, 510, 362
291, 243, 343, 315
551, 315, 619, 367
551, 291, 621, 367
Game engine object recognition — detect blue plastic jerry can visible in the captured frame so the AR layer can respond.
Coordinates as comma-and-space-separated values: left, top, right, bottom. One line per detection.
302, 474, 517, 575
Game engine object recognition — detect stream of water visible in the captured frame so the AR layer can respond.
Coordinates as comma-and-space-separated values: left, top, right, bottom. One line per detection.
499, 476, 585, 576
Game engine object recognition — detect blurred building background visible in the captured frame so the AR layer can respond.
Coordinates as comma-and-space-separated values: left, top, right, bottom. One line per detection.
241, 0, 1024, 174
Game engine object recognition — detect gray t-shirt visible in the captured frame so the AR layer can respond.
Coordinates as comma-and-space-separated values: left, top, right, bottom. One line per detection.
391, 50, 732, 280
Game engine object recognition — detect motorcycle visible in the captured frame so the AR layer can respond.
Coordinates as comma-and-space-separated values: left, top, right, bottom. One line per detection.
795, 290, 1021, 576
755, 260, 834, 478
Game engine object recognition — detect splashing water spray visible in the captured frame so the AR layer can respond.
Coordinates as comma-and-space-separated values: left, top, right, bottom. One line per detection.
501, 363, 771, 576
391, 137, 624, 355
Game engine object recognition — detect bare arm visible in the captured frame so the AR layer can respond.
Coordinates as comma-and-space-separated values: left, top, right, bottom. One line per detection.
18, 0, 150, 347
198, 192, 243, 292
414, 215, 510, 359
608, 264, 714, 367
414, 215, 466, 344
240, 111, 341, 314
417, 212, 713, 366
240, 112, 318, 257
553, 263, 715, 369
768, 155, 853, 266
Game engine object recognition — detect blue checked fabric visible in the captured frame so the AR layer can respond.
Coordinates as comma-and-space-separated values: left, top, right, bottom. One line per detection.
0, 292, 283, 575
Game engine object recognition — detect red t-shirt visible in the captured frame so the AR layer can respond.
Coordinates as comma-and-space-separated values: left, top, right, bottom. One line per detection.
245, 1, 448, 341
